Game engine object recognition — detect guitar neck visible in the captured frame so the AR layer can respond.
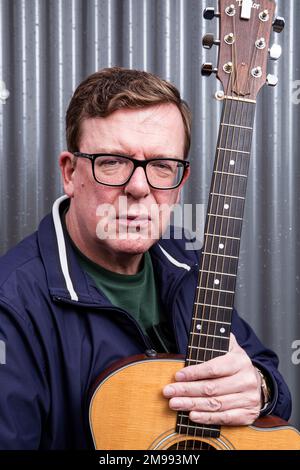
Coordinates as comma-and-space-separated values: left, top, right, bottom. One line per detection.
176, 97, 256, 439
188, 96, 256, 366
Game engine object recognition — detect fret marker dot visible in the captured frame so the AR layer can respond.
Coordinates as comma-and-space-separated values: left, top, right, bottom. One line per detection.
219, 243, 224, 250
220, 327, 226, 334
224, 204, 230, 210
214, 279, 220, 285
230, 160, 235, 166
196, 324, 201, 331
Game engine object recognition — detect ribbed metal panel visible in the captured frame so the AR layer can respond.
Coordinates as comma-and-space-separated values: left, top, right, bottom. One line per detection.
1, 0, 300, 430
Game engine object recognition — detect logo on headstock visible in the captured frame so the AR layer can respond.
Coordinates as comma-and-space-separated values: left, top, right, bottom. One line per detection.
235, 0, 261, 10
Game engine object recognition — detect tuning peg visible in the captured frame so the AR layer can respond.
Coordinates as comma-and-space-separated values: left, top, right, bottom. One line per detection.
201, 63, 218, 77
272, 16, 285, 33
202, 34, 220, 49
203, 7, 220, 20
266, 74, 278, 87
269, 44, 282, 60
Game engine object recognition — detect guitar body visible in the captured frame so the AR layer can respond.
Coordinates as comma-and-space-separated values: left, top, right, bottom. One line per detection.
89, 355, 300, 450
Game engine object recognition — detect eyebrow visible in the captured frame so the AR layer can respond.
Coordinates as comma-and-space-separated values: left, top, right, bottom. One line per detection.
91, 149, 182, 159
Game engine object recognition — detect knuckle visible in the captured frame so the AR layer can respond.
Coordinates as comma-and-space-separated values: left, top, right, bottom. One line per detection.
245, 409, 260, 425
206, 397, 222, 411
219, 411, 231, 426
190, 398, 198, 410
181, 384, 190, 395
206, 363, 217, 378
203, 381, 216, 396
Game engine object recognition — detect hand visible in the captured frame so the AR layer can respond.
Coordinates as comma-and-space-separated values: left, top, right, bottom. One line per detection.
163, 333, 262, 426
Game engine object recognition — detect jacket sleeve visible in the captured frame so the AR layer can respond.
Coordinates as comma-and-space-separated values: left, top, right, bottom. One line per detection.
231, 308, 292, 420
0, 300, 49, 449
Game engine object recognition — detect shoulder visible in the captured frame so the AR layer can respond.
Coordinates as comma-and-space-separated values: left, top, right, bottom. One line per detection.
0, 231, 48, 311
0, 232, 41, 285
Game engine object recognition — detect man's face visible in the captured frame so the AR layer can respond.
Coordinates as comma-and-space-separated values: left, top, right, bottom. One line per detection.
61, 103, 189, 263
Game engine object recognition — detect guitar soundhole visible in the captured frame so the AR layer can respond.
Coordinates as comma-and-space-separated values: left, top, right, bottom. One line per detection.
168, 440, 216, 450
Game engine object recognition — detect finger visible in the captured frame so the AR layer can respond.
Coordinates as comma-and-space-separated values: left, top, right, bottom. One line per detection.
163, 371, 256, 398
229, 332, 238, 351
168, 392, 260, 413
188, 407, 260, 427
175, 347, 250, 382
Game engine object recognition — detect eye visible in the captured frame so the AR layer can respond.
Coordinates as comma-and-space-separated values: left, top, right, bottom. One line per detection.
96, 157, 128, 167
150, 160, 176, 172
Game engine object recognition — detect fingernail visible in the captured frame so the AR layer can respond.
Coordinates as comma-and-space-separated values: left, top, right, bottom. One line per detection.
163, 385, 175, 397
175, 371, 185, 381
170, 398, 183, 409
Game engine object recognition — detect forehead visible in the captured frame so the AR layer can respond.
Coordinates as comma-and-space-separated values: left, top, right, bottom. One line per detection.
79, 104, 185, 156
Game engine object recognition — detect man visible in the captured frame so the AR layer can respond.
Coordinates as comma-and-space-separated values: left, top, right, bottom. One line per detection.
0, 67, 291, 449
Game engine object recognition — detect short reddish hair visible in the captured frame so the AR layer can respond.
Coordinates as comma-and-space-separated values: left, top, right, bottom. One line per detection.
66, 67, 191, 158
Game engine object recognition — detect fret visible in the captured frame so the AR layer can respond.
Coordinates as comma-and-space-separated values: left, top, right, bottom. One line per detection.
214, 170, 247, 178
206, 217, 243, 247
205, 233, 240, 241
210, 192, 245, 200
223, 95, 256, 104
187, 349, 228, 358
198, 286, 235, 294
192, 317, 231, 325
176, 422, 221, 432
194, 302, 232, 310
200, 269, 236, 277
221, 123, 253, 130
222, 100, 256, 127
217, 147, 250, 155
218, 130, 252, 154
202, 252, 239, 260
209, 173, 247, 198
197, 272, 236, 293
207, 213, 243, 221
214, 150, 250, 175
195, 290, 235, 312
188, 333, 230, 341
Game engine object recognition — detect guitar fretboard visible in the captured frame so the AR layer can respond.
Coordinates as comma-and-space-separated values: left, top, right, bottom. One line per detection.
176, 97, 256, 439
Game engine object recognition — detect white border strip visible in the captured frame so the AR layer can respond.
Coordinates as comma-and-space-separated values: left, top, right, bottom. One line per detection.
158, 244, 191, 271
52, 195, 79, 301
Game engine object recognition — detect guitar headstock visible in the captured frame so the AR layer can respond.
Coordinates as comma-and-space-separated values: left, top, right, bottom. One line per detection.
202, 0, 285, 100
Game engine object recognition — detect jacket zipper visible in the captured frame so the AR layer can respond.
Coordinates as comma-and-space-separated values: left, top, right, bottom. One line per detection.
52, 296, 157, 354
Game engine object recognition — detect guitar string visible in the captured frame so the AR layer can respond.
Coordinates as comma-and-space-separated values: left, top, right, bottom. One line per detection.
181, 70, 235, 450
210, 4, 264, 428
177, 6, 264, 450
210, 7, 256, 426
176, 76, 233, 451
184, 14, 241, 448
188, 7, 250, 448
191, 11, 240, 448
209, 9, 241, 427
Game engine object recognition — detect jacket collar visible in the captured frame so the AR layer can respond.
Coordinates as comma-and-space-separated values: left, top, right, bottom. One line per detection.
38, 196, 197, 305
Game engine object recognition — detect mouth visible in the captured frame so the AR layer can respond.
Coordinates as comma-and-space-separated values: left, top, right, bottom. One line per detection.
117, 214, 152, 227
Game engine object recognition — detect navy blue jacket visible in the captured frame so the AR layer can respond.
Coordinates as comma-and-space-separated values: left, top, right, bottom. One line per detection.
0, 196, 292, 449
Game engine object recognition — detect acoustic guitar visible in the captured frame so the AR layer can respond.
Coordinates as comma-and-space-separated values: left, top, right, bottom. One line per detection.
88, 0, 300, 450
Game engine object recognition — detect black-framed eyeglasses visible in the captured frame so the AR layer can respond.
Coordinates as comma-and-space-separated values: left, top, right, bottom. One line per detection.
73, 152, 190, 190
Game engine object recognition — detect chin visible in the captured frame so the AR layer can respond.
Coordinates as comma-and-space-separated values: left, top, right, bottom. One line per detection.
113, 236, 157, 255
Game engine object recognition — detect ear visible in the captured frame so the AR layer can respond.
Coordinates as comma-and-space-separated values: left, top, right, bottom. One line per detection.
59, 151, 76, 198
175, 164, 190, 204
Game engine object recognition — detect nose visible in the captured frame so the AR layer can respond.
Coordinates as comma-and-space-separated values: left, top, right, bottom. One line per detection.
123, 166, 151, 199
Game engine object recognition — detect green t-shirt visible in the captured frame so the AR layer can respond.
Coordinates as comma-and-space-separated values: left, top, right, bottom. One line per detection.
75, 248, 176, 353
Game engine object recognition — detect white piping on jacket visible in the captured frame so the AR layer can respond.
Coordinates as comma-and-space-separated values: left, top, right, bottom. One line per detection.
158, 244, 191, 271
52, 195, 79, 301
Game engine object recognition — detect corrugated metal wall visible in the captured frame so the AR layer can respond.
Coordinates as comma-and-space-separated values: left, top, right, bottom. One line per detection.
1, 0, 300, 430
